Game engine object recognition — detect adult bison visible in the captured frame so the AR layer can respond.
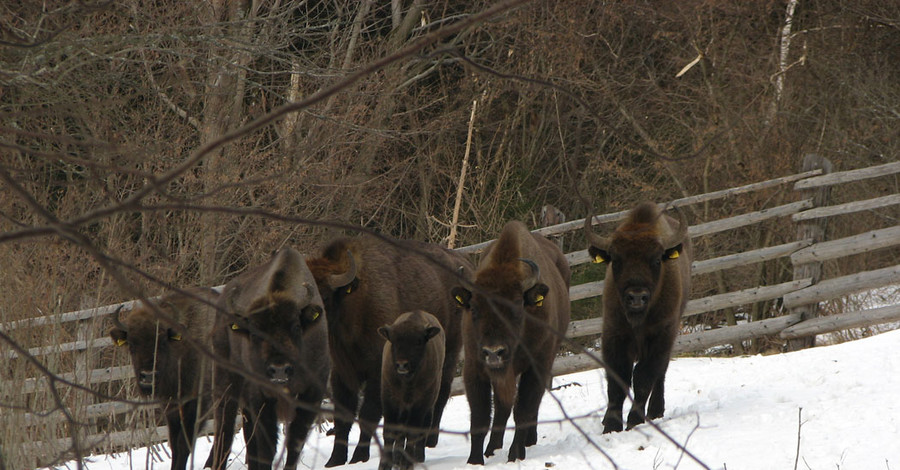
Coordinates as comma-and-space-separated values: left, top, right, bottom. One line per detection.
584, 201, 692, 433
305, 235, 473, 467
207, 247, 330, 470
378, 310, 445, 470
108, 287, 219, 470
450, 220, 571, 464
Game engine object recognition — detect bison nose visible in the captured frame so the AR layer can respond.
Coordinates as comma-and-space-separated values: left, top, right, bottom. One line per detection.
137, 370, 157, 393
267, 363, 293, 384
138, 370, 157, 385
482, 345, 508, 368
624, 287, 651, 312
394, 360, 410, 375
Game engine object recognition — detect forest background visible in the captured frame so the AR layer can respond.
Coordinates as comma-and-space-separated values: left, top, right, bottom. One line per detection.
1, 1, 899, 468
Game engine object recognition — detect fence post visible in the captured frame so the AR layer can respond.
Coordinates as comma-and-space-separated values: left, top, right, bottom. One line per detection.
786, 154, 833, 351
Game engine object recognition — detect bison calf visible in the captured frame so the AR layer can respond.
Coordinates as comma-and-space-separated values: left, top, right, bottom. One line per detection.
377, 310, 445, 470
451, 220, 571, 464
108, 287, 219, 470
585, 201, 692, 433
207, 247, 330, 470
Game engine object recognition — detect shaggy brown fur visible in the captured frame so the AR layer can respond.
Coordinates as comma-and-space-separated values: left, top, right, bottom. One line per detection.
108, 287, 219, 470
585, 201, 693, 433
306, 235, 474, 468
377, 310, 445, 470
451, 220, 571, 464
207, 247, 330, 470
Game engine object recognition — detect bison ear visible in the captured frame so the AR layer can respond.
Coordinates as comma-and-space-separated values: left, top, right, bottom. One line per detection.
424, 326, 442, 342
451, 287, 471, 309
588, 245, 610, 264
664, 244, 683, 261
167, 328, 183, 342
109, 329, 128, 346
377, 325, 391, 342
524, 283, 550, 307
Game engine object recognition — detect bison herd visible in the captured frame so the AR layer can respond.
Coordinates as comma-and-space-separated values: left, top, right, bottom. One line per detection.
109, 201, 692, 469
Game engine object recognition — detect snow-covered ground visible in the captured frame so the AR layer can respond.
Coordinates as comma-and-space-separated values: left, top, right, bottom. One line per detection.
62, 328, 900, 470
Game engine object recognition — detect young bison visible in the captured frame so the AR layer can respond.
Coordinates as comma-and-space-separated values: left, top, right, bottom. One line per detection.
207, 247, 330, 470
585, 201, 692, 433
451, 220, 571, 464
108, 287, 219, 470
377, 310, 446, 470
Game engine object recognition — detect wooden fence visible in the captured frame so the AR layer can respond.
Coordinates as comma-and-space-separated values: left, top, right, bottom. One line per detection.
3, 156, 899, 458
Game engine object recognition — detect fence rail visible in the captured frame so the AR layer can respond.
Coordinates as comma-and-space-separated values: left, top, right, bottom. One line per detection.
4, 157, 900, 456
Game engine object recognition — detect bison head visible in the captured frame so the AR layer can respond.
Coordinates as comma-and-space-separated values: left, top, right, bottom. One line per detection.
222, 247, 327, 394
109, 303, 191, 398
585, 203, 688, 327
306, 249, 358, 327
378, 310, 443, 380
451, 259, 548, 372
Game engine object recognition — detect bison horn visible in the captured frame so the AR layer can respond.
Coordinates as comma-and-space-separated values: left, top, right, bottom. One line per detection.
663, 206, 690, 250
327, 251, 357, 289
583, 213, 611, 252
519, 258, 540, 291
110, 304, 128, 331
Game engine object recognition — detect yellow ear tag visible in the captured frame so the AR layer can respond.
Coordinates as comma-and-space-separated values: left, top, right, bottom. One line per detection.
170, 333, 182, 341
455, 295, 465, 305
668, 249, 680, 260
534, 294, 544, 307
346, 286, 352, 294
312, 310, 320, 321
231, 323, 241, 331
115, 339, 128, 347
593, 255, 606, 264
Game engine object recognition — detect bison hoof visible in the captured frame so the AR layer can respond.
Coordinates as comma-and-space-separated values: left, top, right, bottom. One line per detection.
626, 412, 646, 430
324, 455, 346, 468
601, 421, 623, 434
485, 440, 502, 457
426, 433, 439, 448
349, 447, 370, 464
467, 454, 485, 465
507, 444, 526, 462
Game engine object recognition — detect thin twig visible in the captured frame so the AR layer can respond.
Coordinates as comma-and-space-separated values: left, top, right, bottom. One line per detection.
448, 99, 477, 249
793, 407, 803, 470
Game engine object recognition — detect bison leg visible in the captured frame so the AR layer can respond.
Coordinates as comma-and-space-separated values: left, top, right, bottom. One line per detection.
378, 411, 399, 470
627, 349, 671, 429
205, 397, 239, 470
284, 394, 322, 470
244, 400, 279, 470
427, 371, 452, 448
350, 379, 383, 464
427, 347, 458, 448
602, 336, 634, 434
165, 400, 197, 470
508, 367, 547, 462
407, 408, 433, 464
484, 395, 511, 458
464, 369, 492, 465
647, 370, 667, 420
325, 377, 359, 467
